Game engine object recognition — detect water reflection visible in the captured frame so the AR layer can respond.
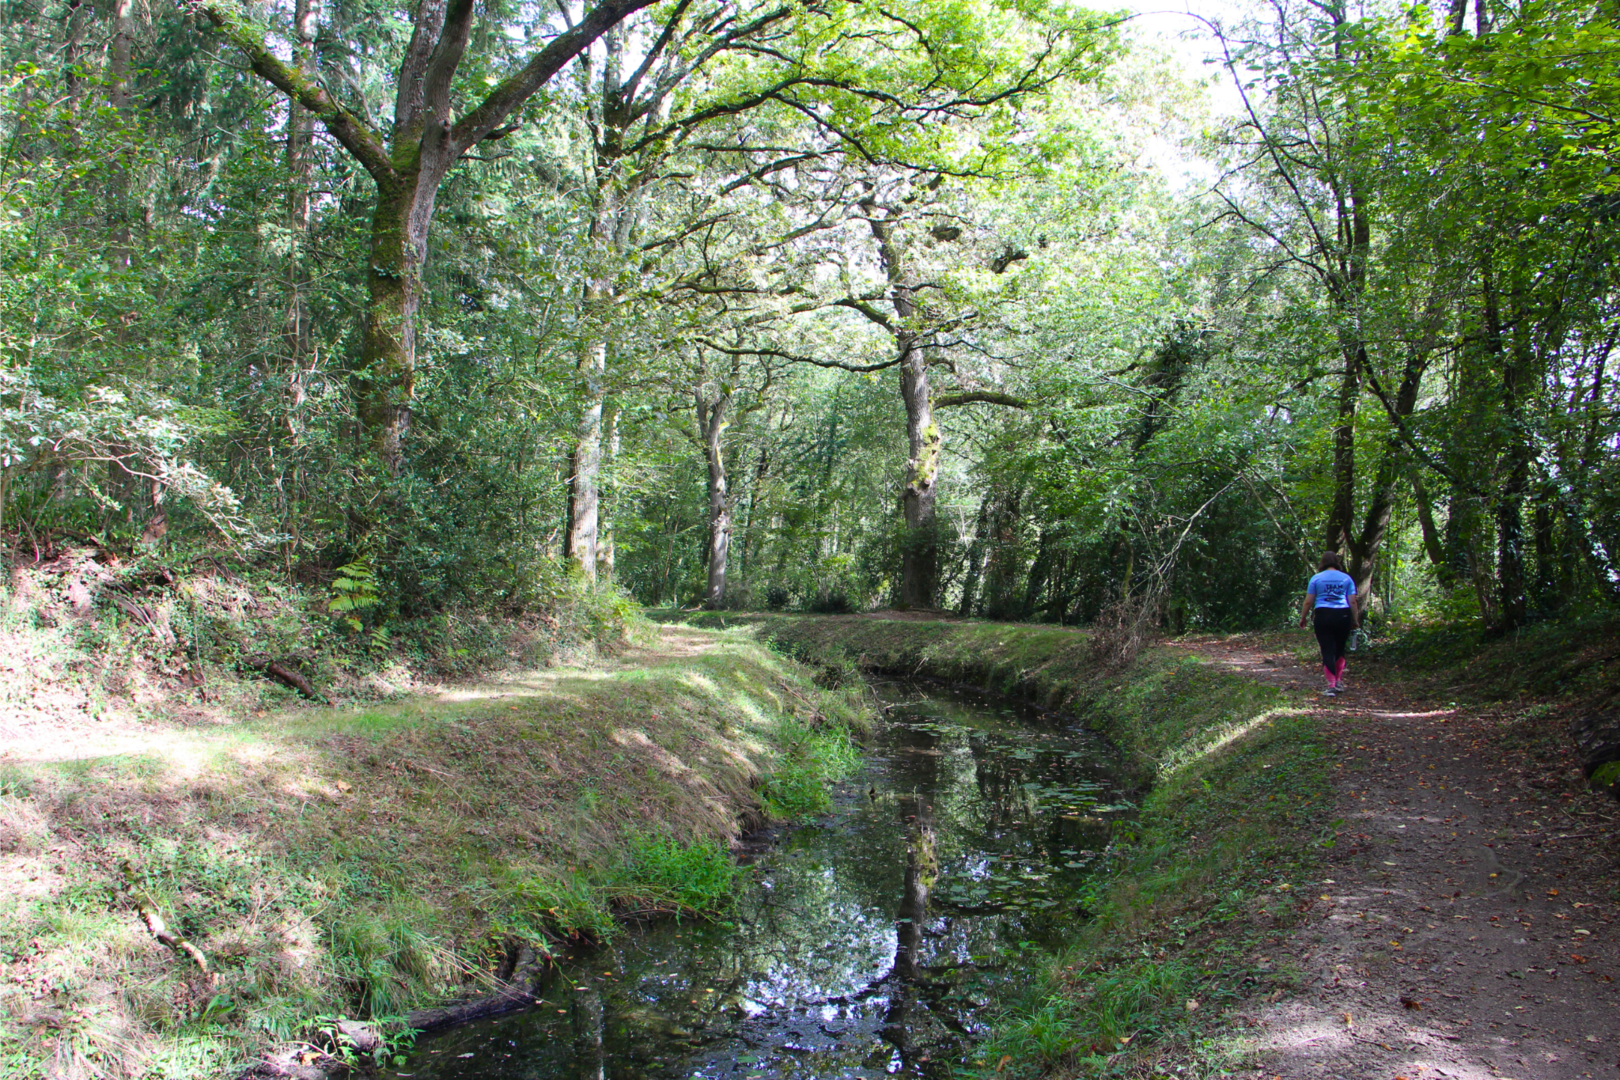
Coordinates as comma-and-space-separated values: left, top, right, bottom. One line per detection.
388, 682, 1128, 1080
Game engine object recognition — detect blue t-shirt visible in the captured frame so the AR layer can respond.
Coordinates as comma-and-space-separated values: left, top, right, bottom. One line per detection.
1308, 569, 1356, 609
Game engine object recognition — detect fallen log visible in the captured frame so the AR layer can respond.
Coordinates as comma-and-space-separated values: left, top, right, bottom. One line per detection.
244, 657, 330, 704
1571, 708, 1620, 803
120, 862, 212, 977
405, 942, 550, 1032
232, 942, 554, 1080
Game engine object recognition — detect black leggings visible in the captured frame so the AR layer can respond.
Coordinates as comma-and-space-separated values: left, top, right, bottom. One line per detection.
1313, 607, 1354, 673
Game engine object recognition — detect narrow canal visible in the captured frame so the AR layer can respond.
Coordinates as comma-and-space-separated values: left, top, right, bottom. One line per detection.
389, 680, 1133, 1080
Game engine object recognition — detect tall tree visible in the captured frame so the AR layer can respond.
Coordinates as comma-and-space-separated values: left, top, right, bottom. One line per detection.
203, 0, 661, 470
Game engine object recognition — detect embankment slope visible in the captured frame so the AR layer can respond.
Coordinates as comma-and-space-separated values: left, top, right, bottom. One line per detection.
0, 626, 862, 1079
686, 613, 1619, 1079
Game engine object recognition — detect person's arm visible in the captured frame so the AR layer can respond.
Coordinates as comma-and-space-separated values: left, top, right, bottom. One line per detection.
1299, 591, 1315, 627
1349, 582, 1360, 628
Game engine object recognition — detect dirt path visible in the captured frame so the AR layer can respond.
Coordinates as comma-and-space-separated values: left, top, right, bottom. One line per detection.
1172, 636, 1620, 1080
0, 627, 726, 764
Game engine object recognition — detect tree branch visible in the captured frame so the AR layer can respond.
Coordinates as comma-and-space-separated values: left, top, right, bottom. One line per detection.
934, 390, 1030, 409
452, 0, 662, 154
203, 5, 395, 182
834, 296, 896, 331
421, 0, 478, 136
694, 338, 902, 374
620, 0, 697, 106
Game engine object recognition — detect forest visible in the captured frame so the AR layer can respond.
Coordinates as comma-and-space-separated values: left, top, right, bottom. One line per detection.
3, 2, 1620, 1077
2, 0, 1616, 642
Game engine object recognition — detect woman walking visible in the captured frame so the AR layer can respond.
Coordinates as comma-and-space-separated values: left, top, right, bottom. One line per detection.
1300, 552, 1358, 696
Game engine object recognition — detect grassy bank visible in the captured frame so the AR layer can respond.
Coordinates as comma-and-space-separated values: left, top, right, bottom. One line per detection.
682, 613, 1334, 1076
0, 626, 866, 1080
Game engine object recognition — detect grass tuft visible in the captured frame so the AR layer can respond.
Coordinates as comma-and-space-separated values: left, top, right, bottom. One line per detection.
611, 836, 745, 917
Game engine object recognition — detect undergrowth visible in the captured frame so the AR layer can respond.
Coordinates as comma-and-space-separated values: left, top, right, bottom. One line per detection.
1375, 611, 1620, 706
0, 545, 653, 736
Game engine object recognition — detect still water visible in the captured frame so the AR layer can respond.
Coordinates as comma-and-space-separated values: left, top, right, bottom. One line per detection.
389, 681, 1131, 1080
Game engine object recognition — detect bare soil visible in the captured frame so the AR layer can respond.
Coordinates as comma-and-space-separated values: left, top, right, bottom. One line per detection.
1171, 636, 1620, 1080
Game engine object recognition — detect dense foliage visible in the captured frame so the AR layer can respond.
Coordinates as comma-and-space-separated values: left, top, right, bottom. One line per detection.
2, 0, 1616, 639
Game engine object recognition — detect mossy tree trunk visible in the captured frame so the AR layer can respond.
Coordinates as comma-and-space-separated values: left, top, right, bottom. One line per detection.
355, 170, 443, 471
897, 339, 941, 610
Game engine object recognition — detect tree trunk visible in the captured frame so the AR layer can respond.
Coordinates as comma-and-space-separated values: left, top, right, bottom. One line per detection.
739, 437, 772, 584
103, 0, 145, 544
65, 0, 91, 101
109, 0, 134, 112
107, 0, 135, 271
1542, 335, 1620, 601
860, 196, 942, 609
1022, 527, 1054, 620
957, 492, 991, 616
1346, 449, 1395, 612
697, 386, 733, 608
1493, 429, 1531, 631
1410, 473, 1455, 587
1323, 342, 1363, 554
596, 400, 619, 581
1322, 171, 1370, 556
564, 29, 635, 579
565, 327, 607, 581
897, 340, 940, 609
982, 486, 1024, 619
284, 0, 319, 380
1346, 347, 1431, 613
1483, 265, 1531, 632
356, 169, 445, 471
1532, 498, 1556, 606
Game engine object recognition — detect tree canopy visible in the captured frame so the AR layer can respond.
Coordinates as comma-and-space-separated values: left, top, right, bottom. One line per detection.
2, 0, 1616, 637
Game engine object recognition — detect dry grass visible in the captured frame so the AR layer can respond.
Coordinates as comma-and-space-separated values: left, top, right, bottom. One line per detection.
0, 625, 865, 1080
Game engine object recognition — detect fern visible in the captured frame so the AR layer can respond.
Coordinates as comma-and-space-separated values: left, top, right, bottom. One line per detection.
328, 558, 381, 632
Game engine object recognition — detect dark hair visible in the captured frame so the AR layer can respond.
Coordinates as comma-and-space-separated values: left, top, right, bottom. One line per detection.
1318, 551, 1344, 572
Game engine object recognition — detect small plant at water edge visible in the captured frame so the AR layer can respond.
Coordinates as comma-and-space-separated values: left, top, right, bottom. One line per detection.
611, 837, 744, 917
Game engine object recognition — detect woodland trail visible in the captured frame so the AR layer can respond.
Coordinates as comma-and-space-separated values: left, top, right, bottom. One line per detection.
1170, 636, 1620, 1080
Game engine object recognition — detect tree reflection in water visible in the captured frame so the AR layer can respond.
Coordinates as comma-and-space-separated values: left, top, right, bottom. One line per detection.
571, 984, 605, 1080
